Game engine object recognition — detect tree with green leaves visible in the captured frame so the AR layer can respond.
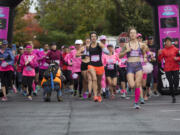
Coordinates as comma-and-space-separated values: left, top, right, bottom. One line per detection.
13, 0, 33, 46
35, 0, 154, 45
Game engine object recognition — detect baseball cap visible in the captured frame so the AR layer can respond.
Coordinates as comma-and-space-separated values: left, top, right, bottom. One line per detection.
100, 35, 107, 41
19, 46, 24, 50
69, 45, 75, 49
137, 33, 142, 38
75, 40, 83, 45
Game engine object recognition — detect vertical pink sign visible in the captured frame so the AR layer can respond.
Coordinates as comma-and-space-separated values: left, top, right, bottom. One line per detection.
0, 6, 9, 40
158, 5, 180, 49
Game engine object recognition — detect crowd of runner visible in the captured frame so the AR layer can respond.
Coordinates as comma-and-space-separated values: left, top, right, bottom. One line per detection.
0, 27, 179, 109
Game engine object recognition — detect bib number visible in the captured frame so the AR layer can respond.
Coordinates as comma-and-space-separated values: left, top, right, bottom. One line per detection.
108, 59, 114, 64
91, 55, 100, 62
72, 73, 78, 79
43, 62, 49, 67
1, 62, 8, 68
26, 66, 33, 71
107, 64, 114, 70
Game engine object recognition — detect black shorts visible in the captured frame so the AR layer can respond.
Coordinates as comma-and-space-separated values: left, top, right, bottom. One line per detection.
63, 70, 73, 85
81, 62, 89, 71
105, 65, 117, 78
118, 67, 127, 82
0, 71, 13, 88
22, 76, 35, 87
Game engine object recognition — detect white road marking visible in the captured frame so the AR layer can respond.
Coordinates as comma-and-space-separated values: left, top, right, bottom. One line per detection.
160, 110, 180, 112
173, 119, 180, 121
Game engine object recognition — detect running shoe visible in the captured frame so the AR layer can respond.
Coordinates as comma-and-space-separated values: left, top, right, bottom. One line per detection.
111, 94, 115, 100
83, 93, 87, 99
73, 90, 77, 96
1, 96, 8, 101
17, 87, 22, 93
116, 89, 121, 94
121, 93, 126, 98
28, 96, 32, 101
144, 96, 148, 101
33, 91, 37, 96
102, 92, 106, 98
140, 98, 145, 104
88, 93, 92, 98
94, 96, 98, 102
69, 89, 74, 95
120, 89, 124, 94
22, 91, 27, 96
12, 85, 17, 94
98, 96, 102, 102
57, 96, 63, 102
133, 103, 141, 109
105, 90, 110, 98
152, 91, 160, 97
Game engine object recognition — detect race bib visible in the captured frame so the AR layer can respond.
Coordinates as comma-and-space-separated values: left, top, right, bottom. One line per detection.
108, 59, 114, 64
1, 62, 8, 68
121, 58, 127, 65
26, 66, 33, 71
91, 55, 100, 62
121, 58, 126, 62
72, 73, 78, 79
107, 64, 114, 70
43, 62, 49, 67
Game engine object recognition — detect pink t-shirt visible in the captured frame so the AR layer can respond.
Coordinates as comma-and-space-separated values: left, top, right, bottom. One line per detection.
38, 50, 50, 70
20, 52, 37, 76
115, 47, 127, 68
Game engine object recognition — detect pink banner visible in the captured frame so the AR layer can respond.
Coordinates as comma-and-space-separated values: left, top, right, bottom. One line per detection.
0, 6, 9, 40
158, 5, 180, 49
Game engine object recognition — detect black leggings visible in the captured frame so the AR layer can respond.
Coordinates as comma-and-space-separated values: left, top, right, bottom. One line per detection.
0, 71, 14, 93
73, 72, 82, 95
165, 70, 179, 98
16, 72, 23, 90
22, 76, 34, 96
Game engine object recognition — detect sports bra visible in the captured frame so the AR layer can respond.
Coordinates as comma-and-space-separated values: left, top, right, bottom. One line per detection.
127, 42, 142, 58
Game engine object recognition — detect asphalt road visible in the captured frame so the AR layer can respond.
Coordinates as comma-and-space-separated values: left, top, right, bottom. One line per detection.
0, 92, 180, 135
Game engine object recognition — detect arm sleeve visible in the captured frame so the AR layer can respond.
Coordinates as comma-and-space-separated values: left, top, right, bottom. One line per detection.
158, 50, 164, 62
6, 51, 14, 65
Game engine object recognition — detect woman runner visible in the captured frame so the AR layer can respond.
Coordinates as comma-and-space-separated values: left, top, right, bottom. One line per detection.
120, 27, 147, 109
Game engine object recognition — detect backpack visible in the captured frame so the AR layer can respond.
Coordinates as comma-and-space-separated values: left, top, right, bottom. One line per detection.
43, 63, 59, 80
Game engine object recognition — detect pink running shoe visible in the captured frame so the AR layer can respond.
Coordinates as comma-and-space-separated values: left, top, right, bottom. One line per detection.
1, 96, 8, 101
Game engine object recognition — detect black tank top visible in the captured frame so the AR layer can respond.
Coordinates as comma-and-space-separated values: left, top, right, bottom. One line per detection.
89, 43, 103, 67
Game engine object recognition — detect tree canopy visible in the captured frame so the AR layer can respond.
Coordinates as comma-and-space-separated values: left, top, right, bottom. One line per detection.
13, 0, 154, 46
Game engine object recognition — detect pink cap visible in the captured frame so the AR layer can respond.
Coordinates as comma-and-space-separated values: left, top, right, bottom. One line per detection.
100, 35, 107, 41
69, 45, 75, 49
26, 45, 32, 49
61, 45, 65, 49
137, 33, 142, 38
